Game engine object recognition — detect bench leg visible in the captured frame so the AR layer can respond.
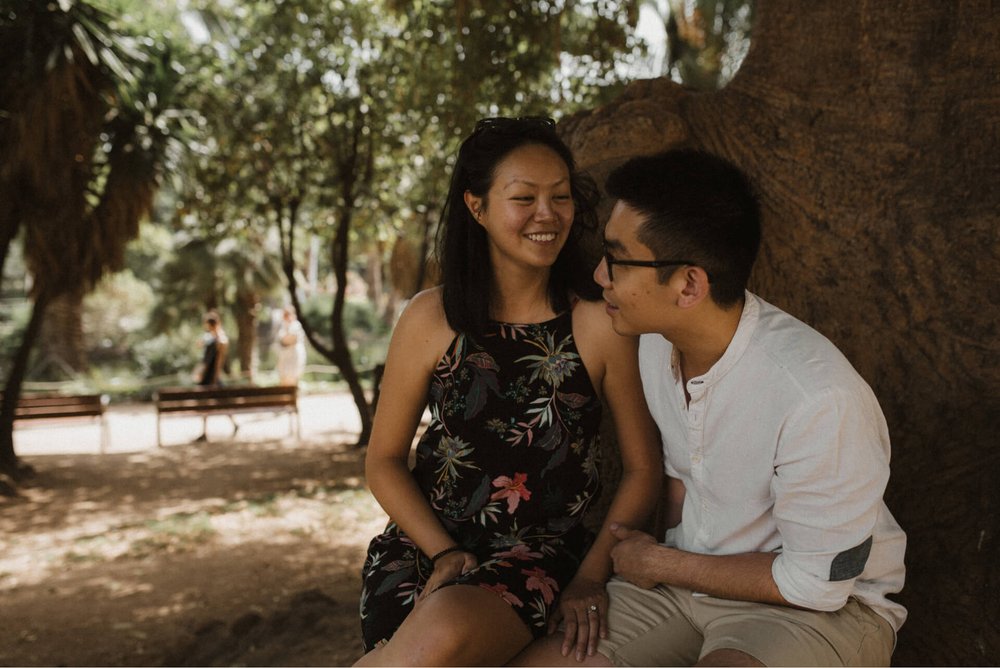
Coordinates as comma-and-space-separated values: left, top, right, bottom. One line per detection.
157, 413, 162, 448
100, 415, 109, 454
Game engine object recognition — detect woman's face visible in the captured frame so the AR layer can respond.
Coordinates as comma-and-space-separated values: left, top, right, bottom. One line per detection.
466, 143, 574, 275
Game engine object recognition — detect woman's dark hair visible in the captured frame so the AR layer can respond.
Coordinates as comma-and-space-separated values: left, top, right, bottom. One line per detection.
437, 117, 601, 335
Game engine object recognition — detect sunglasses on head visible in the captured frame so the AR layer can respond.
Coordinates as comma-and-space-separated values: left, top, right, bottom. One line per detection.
472, 116, 556, 136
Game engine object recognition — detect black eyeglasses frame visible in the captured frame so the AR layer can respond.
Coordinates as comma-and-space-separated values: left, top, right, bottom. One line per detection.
603, 248, 712, 283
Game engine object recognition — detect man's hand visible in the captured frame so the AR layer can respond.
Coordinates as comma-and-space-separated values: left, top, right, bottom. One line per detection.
609, 524, 661, 589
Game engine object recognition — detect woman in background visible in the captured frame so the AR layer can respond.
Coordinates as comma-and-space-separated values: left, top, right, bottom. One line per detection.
275, 305, 307, 386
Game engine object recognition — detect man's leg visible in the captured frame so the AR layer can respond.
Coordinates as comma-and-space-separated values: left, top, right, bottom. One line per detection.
696, 649, 764, 666
513, 579, 703, 667
694, 597, 895, 667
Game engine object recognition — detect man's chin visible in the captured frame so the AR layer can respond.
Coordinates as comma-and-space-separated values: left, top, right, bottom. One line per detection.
608, 315, 634, 337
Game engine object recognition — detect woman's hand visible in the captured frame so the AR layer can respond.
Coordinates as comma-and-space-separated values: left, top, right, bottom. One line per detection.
548, 574, 608, 661
416, 550, 477, 604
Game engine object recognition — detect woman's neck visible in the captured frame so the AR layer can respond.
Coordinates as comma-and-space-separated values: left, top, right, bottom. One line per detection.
490, 267, 554, 324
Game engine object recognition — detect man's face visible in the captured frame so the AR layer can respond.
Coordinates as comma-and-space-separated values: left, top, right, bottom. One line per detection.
594, 201, 680, 336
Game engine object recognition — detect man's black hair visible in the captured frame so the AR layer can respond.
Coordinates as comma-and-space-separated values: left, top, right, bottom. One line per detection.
605, 149, 761, 307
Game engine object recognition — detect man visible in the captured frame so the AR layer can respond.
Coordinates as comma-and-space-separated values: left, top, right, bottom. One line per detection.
515, 150, 906, 666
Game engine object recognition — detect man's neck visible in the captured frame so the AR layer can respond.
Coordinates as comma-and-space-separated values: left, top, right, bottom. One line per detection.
673, 299, 744, 382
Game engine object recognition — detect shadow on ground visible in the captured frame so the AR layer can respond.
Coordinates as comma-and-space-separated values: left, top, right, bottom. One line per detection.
0, 434, 386, 667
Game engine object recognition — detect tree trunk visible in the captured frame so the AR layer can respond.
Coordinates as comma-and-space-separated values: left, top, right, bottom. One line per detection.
331, 208, 373, 447
565, 1, 999, 664
279, 195, 374, 447
0, 288, 52, 484
36, 288, 87, 378
233, 292, 259, 381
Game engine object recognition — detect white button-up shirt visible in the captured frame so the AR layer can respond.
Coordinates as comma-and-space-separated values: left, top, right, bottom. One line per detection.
639, 292, 907, 631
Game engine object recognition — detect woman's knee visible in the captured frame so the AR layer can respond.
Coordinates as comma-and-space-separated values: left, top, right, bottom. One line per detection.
389, 585, 532, 664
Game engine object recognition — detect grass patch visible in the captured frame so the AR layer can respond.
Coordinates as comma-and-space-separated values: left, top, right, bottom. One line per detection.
125, 512, 217, 558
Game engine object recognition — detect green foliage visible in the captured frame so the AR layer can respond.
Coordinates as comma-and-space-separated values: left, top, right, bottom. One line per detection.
129, 326, 202, 381
83, 269, 156, 359
0, 300, 30, 379
299, 294, 391, 372
653, 0, 753, 90
2, 1, 652, 400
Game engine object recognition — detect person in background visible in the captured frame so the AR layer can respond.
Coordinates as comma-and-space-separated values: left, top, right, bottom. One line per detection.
194, 310, 234, 441
197, 310, 229, 387
354, 116, 662, 666
514, 149, 906, 667
275, 305, 307, 386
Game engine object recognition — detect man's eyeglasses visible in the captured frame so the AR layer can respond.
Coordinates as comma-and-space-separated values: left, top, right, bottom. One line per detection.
603, 247, 711, 283
473, 116, 556, 136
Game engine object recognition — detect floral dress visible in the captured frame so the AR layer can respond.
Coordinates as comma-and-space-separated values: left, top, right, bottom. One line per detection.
359, 309, 603, 651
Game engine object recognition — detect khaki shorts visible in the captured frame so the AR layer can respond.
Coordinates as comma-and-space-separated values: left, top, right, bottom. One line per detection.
598, 578, 895, 667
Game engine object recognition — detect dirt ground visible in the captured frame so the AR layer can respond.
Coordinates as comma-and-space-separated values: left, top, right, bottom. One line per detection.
0, 393, 391, 667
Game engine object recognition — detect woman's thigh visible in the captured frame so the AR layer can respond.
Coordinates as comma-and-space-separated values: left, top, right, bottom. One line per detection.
356, 584, 534, 666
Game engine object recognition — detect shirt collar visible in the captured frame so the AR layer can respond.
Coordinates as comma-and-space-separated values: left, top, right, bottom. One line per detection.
670, 291, 760, 391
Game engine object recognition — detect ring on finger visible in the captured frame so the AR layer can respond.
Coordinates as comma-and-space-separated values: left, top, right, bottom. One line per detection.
588, 604, 598, 614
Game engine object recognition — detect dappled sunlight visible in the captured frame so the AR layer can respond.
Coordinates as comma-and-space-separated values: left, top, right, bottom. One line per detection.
0, 393, 386, 665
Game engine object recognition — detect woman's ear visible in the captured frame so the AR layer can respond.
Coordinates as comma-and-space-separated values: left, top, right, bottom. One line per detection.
464, 191, 484, 225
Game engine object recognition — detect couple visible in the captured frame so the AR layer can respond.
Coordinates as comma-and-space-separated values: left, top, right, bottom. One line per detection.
356, 117, 906, 667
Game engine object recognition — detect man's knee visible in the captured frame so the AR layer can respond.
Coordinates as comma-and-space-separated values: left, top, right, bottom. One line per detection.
696, 648, 765, 667
512, 634, 613, 667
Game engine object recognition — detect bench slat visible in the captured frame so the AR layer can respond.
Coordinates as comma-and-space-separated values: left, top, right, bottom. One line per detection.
154, 385, 300, 447
157, 399, 297, 414
16, 406, 104, 419
5, 392, 109, 453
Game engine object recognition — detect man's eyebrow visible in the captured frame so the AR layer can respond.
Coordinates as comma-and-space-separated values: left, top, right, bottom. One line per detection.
603, 237, 626, 252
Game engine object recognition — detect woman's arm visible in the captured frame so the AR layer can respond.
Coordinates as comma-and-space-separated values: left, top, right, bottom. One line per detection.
364, 289, 463, 560
575, 303, 663, 584
555, 301, 663, 659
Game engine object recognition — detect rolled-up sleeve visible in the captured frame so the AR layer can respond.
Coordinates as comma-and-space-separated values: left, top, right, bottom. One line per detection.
770, 386, 891, 611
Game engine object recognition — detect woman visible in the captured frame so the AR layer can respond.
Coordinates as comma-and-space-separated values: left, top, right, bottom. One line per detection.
357, 117, 662, 666
275, 305, 307, 386
196, 310, 229, 387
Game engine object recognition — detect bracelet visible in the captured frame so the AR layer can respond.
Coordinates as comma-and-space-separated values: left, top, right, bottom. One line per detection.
430, 545, 465, 564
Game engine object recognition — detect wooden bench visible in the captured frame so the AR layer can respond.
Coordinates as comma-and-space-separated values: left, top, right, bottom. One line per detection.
10, 393, 110, 453
154, 385, 300, 447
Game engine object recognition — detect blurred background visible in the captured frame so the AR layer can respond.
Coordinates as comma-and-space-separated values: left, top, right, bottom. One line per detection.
0, 0, 754, 442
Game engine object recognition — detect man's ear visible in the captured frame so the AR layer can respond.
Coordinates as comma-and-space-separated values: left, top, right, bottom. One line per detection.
676, 266, 711, 308
463, 191, 484, 225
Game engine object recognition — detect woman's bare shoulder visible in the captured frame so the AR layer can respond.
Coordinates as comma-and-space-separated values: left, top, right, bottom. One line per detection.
573, 298, 638, 357
398, 286, 445, 327
392, 286, 455, 354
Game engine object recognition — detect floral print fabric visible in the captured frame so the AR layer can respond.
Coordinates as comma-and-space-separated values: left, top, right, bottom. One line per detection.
360, 310, 603, 650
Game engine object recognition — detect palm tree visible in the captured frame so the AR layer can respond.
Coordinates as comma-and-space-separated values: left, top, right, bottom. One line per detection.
0, 0, 177, 484
149, 232, 285, 381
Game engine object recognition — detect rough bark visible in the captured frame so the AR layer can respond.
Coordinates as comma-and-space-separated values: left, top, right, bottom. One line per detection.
0, 288, 51, 483
233, 292, 259, 381
566, 2, 999, 664
36, 289, 87, 376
